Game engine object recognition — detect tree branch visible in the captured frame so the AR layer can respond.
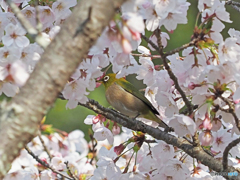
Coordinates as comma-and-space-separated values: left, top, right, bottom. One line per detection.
226, 0, 240, 13
155, 28, 194, 115
65, 161, 79, 180
0, 0, 126, 178
220, 96, 240, 132
58, 96, 238, 179
25, 146, 74, 180
38, 130, 52, 160
222, 137, 240, 174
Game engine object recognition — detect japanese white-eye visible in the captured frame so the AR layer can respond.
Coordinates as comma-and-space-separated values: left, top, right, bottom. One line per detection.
98, 73, 170, 131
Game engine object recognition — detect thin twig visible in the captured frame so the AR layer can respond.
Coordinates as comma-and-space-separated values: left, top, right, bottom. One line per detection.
25, 146, 74, 180
226, 0, 240, 12
219, 96, 240, 132
154, 28, 194, 115
226, 0, 240, 6
89, 132, 97, 165
141, 34, 159, 51
164, 37, 200, 56
222, 137, 240, 173
131, 53, 161, 59
38, 130, 52, 160
64, 161, 79, 180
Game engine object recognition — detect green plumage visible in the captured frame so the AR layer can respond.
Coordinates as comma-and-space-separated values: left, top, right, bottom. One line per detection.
115, 78, 160, 116
98, 73, 169, 130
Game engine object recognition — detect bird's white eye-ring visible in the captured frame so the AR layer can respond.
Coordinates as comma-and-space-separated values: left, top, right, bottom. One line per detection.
104, 76, 109, 82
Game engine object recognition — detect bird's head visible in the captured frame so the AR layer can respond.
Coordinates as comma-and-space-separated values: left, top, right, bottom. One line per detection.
97, 73, 118, 89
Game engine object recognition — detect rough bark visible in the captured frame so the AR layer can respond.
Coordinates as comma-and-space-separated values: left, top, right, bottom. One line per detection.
0, 0, 126, 178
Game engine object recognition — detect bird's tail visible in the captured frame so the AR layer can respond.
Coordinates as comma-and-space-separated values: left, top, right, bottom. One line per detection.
157, 119, 174, 132
145, 112, 174, 132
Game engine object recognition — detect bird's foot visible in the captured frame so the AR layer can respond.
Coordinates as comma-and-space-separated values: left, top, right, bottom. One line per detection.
164, 126, 174, 133
133, 113, 140, 120
109, 108, 119, 113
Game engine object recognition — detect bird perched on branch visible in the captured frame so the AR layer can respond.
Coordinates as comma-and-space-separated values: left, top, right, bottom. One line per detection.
97, 73, 172, 132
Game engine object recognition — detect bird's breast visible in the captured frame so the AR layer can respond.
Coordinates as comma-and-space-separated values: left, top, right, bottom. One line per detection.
105, 83, 148, 117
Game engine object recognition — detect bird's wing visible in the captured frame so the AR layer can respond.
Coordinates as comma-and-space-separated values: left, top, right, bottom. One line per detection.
115, 80, 160, 115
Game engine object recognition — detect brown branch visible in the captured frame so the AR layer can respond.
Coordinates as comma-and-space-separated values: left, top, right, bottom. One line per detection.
58, 96, 238, 179
141, 34, 159, 52
164, 37, 200, 56
25, 146, 74, 180
155, 28, 194, 115
155, 29, 199, 148
226, 0, 240, 12
222, 137, 240, 173
0, 0, 127, 178
131, 53, 161, 59
38, 130, 52, 160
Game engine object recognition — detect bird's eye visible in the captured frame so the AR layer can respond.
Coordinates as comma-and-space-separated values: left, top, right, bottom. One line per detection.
104, 76, 109, 82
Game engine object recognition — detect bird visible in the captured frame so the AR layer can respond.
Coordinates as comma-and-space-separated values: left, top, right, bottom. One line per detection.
97, 73, 172, 132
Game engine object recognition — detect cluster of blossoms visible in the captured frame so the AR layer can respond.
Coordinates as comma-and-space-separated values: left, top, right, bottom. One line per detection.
2, 0, 240, 179
0, 0, 77, 96
4, 128, 91, 180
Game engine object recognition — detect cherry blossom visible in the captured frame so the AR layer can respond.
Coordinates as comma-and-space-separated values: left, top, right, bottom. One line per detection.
2, 23, 29, 47
52, 0, 77, 20
212, 129, 234, 153
169, 115, 196, 136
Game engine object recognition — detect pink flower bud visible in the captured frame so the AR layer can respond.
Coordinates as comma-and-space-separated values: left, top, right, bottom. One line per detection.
112, 125, 120, 135
188, 82, 196, 90
199, 130, 213, 146
203, 113, 212, 130
131, 31, 141, 41
121, 38, 132, 54
234, 99, 240, 104
105, 121, 110, 128
92, 116, 100, 124
114, 144, 125, 155
154, 65, 161, 71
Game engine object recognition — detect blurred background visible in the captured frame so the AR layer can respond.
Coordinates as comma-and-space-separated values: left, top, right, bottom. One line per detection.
44, 0, 240, 141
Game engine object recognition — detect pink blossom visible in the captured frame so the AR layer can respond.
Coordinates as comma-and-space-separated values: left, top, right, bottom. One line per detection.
38, 6, 55, 25
169, 115, 196, 136
212, 129, 234, 152
114, 144, 125, 155
160, 159, 190, 180
202, 114, 212, 130
2, 23, 30, 47
112, 124, 121, 135
52, 0, 77, 19
199, 130, 214, 146
93, 127, 114, 145
51, 156, 65, 171
21, 6, 36, 26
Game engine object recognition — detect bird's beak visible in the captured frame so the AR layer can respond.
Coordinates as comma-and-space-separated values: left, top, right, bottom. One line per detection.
96, 74, 105, 83
96, 78, 103, 83
96, 76, 104, 88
